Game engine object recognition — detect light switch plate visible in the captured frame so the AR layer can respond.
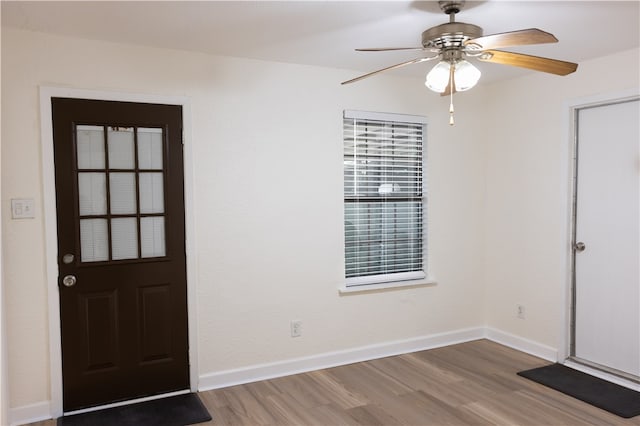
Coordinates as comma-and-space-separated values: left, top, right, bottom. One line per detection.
11, 198, 35, 219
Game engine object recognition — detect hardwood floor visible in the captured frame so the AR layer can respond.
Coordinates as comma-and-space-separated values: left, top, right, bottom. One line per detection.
27, 339, 640, 425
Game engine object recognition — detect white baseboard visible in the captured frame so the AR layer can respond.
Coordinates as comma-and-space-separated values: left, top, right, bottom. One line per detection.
198, 326, 485, 391
8, 401, 50, 426
8, 326, 558, 425
484, 327, 558, 362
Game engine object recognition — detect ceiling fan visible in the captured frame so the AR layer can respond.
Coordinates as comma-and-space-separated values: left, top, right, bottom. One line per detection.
341, 0, 578, 96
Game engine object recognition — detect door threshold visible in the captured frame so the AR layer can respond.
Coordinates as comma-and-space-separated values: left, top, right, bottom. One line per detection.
63, 389, 191, 417
564, 359, 640, 392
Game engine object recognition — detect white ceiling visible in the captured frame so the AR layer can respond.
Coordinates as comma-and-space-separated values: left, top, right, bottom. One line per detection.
2, 1, 639, 85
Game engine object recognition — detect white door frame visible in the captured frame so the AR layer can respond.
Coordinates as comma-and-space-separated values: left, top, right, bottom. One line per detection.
39, 86, 199, 418
560, 87, 639, 388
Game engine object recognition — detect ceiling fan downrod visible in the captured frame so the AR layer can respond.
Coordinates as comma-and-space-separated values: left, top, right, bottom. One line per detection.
439, 0, 465, 20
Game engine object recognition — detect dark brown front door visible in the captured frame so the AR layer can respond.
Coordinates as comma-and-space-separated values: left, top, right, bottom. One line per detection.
52, 98, 189, 411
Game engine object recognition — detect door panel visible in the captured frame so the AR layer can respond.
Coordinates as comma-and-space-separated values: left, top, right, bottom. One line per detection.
573, 98, 640, 378
138, 284, 173, 363
81, 290, 119, 372
52, 98, 189, 411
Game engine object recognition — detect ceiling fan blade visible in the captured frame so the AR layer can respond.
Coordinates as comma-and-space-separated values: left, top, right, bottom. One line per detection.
356, 47, 426, 52
465, 28, 557, 50
478, 50, 578, 76
341, 56, 438, 85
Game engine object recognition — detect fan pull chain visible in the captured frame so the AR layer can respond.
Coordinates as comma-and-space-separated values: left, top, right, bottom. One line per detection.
449, 104, 454, 126
449, 64, 455, 126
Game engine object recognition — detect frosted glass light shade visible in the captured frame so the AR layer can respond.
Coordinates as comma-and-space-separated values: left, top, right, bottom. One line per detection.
454, 60, 481, 91
425, 61, 451, 93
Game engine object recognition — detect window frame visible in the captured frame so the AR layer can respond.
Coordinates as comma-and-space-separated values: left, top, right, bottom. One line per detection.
342, 110, 430, 290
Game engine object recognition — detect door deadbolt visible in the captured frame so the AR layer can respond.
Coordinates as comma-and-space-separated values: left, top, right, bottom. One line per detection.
62, 253, 75, 264
62, 275, 77, 287
574, 242, 586, 252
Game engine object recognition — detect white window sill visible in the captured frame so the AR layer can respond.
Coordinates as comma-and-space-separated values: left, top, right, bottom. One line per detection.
338, 277, 437, 295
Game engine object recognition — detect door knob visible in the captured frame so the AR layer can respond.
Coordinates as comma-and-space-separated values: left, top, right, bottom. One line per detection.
62, 275, 77, 287
574, 242, 586, 252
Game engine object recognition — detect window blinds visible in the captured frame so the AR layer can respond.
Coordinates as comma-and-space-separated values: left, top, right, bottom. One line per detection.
343, 111, 426, 286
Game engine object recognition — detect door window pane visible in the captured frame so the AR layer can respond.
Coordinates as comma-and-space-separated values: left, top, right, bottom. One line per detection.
78, 172, 107, 215
139, 173, 164, 214
137, 128, 163, 169
107, 127, 135, 169
109, 173, 137, 214
77, 125, 105, 169
141, 217, 166, 258
75, 124, 172, 263
80, 219, 109, 262
111, 218, 138, 260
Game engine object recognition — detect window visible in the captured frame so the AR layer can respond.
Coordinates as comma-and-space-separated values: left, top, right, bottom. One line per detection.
343, 110, 427, 287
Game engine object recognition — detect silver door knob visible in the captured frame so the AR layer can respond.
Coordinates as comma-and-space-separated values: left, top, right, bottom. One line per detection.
574, 242, 586, 252
62, 275, 77, 287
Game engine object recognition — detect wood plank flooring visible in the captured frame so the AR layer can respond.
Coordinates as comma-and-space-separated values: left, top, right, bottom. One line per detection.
27, 339, 640, 425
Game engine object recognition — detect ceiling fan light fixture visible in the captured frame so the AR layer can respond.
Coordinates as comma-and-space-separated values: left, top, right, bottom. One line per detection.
453, 59, 481, 91
425, 58, 481, 93
425, 61, 451, 93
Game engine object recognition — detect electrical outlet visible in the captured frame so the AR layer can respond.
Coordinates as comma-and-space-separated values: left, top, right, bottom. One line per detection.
290, 320, 302, 337
517, 305, 526, 319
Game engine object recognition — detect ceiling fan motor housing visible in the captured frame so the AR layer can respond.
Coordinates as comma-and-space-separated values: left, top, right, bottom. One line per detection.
421, 22, 483, 50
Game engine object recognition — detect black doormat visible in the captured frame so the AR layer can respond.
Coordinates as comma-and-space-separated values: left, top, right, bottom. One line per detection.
518, 363, 640, 418
57, 393, 212, 426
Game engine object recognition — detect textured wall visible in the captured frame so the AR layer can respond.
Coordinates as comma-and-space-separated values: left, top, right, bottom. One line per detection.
2, 28, 488, 411
483, 48, 640, 349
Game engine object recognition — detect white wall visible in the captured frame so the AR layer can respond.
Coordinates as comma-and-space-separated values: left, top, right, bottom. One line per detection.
0, 23, 7, 419
6, 24, 636, 422
1, 74, 7, 426
1, 28, 488, 416
483, 48, 640, 349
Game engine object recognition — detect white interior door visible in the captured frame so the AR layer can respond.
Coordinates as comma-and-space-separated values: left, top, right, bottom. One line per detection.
573, 98, 640, 378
